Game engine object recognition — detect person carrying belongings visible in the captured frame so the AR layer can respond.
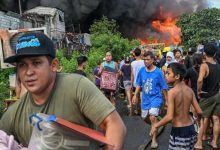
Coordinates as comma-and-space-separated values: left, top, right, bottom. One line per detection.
99, 51, 119, 106
0, 29, 126, 150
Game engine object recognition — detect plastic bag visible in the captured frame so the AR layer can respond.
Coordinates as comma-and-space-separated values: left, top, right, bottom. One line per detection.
28, 113, 96, 150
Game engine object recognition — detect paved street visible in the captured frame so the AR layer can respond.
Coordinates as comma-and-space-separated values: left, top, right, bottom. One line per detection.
116, 97, 219, 150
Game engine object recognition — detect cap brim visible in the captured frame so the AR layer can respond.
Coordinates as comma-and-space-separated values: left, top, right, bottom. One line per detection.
4, 53, 52, 63
4, 55, 18, 63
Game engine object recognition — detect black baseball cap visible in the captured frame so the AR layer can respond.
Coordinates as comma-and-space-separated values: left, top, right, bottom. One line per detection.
4, 32, 55, 63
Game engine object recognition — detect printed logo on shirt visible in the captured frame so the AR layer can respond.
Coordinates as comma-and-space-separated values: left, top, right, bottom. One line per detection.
144, 78, 153, 94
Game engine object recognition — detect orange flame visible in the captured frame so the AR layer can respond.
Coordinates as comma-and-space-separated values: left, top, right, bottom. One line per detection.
140, 17, 181, 46
152, 17, 181, 45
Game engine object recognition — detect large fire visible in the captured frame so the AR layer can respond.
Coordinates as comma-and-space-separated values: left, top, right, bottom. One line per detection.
152, 17, 181, 45
141, 6, 182, 46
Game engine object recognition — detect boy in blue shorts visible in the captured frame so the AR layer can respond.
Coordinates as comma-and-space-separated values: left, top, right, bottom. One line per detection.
132, 51, 168, 148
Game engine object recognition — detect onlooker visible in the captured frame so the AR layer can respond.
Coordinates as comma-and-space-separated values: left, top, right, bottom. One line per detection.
195, 43, 220, 149
119, 56, 125, 70
99, 51, 118, 105
74, 55, 88, 77
132, 51, 168, 149
185, 53, 203, 101
162, 51, 175, 75
173, 48, 184, 64
120, 56, 132, 116
150, 63, 202, 149
0, 30, 126, 149
184, 47, 196, 69
160, 47, 171, 68
131, 48, 145, 114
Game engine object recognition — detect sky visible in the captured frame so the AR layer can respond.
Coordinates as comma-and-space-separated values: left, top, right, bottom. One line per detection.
209, 0, 220, 8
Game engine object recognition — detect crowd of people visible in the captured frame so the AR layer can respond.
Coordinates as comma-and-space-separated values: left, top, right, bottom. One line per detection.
94, 45, 220, 149
0, 28, 219, 150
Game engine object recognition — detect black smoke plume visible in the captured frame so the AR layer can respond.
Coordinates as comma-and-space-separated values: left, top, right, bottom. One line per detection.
2, 0, 209, 39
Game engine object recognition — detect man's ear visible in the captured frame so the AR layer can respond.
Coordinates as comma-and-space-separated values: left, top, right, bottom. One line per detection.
51, 58, 59, 72
175, 74, 180, 80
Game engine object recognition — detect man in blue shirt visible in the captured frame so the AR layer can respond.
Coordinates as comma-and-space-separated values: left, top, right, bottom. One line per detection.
132, 51, 168, 149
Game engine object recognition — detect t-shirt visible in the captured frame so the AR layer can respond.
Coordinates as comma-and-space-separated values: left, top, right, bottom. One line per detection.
121, 64, 131, 81
0, 73, 115, 147
131, 59, 145, 87
102, 61, 116, 73
136, 67, 168, 110
74, 69, 87, 77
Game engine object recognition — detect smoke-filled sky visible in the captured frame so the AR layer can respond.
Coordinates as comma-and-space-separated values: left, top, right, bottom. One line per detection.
2, 0, 209, 39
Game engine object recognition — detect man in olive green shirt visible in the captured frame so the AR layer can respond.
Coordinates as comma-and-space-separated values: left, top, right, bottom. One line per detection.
0, 29, 126, 150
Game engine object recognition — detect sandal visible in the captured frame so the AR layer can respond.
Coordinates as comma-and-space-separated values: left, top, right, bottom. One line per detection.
151, 142, 158, 149
207, 141, 218, 149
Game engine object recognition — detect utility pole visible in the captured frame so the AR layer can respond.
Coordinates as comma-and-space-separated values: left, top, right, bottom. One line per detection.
18, 0, 22, 16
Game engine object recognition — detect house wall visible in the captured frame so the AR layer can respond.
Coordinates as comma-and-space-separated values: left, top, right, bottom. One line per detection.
0, 12, 20, 29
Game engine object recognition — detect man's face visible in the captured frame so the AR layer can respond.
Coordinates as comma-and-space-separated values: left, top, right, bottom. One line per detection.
82, 61, 87, 70
17, 56, 57, 95
105, 52, 112, 62
143, 55, 154, 68
165, 68, 175, 84
175, 51, 181, 59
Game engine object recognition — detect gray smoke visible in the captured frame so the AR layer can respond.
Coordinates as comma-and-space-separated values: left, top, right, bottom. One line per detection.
2, 0, 209, 39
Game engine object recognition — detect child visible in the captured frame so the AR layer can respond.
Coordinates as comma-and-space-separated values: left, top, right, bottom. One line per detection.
150, 62, 202, 149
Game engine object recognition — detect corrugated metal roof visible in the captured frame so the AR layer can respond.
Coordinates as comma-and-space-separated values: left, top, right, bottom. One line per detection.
24, 6, 58, 17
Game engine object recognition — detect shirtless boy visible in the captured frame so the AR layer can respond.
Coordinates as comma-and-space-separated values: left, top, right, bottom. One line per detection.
150, 62, 202, 149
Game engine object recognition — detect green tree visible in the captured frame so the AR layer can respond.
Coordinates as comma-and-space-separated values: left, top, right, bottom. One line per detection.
177, 8, 220, 48
89, 16, 140, 61
58, 16, 140, 80
90, 16, 119, 35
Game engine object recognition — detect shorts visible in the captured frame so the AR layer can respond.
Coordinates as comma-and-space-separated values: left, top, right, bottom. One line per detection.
169, 124, 197, 150
123, 81, 131, 91
199, 92, 220, 118
141, 108, 160, 119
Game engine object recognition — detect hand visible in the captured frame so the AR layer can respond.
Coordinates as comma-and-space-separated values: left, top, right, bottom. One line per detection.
130, 86, 133, 91
0, 28, 28, 41
0, 29, 11, 41
98, 67, 103, 75
132, 95, 137, 104
150, 124, 157, 136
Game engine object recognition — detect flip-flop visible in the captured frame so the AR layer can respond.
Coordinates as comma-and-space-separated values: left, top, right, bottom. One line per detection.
207, 141, 218, 149
151, 142, 158, 149
194, 146, 202, 150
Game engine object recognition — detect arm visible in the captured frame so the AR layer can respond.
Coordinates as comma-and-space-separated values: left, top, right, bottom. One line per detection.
191, 92, 202, 119
197, 63, 207, 98
99, 110, 126, 150
150, 90, 174, 136
130, 66, 134, 87
0, 29, 15, 58
132, 86, 141, 104
162, 90, 168, 106
98, 64, 104, 75
114, 62, 119, 77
